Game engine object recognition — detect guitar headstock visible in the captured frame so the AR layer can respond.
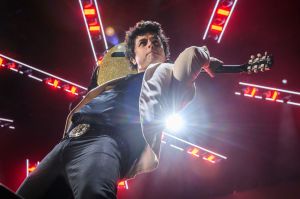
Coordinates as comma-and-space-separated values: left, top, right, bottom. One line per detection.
246, 52, 273, 73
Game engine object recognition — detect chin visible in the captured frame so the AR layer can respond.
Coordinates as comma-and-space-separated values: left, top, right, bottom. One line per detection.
149, 58, 162, 64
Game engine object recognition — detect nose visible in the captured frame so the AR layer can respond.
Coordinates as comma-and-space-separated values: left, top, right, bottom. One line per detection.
146, 40, 153, 49
147, 39, 157, 49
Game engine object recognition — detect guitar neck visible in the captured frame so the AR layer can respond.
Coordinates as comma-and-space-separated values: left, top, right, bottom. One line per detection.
200, 64, 247, 73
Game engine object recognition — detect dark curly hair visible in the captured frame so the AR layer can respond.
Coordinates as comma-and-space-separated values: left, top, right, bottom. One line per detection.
125, 20, 170, 70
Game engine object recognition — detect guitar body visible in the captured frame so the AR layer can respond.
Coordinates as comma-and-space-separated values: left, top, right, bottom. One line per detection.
97, 43, 137, 85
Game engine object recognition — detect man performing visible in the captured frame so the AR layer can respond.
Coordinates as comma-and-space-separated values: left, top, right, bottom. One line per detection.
17, 20, 222, 199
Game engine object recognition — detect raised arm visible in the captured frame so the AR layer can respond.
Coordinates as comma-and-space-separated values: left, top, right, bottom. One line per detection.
173, 46, 210, 85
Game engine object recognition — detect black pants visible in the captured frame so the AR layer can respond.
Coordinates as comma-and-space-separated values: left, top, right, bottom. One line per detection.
17, 130, 127, 199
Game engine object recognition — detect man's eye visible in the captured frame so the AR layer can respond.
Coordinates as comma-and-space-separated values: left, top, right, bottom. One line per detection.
153, 40, 160, 46
139, 41, 147, 46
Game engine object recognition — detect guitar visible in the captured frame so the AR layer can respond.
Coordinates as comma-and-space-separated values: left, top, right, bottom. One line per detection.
96, 43, 273, 85
207, 52, 273, 74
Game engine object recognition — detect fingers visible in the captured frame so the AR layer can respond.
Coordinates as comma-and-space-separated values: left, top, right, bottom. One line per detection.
199, 46, 221, 78
210, 57, 224, 64
202, 45, 209, 52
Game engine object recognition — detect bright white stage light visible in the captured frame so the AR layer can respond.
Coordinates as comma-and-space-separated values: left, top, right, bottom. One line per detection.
282, 79, 287, 84
165, 114, 184, 132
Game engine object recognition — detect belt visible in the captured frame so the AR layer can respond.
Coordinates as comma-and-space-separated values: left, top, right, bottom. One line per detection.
68, 123, 90, 138
67, 123, 117, 138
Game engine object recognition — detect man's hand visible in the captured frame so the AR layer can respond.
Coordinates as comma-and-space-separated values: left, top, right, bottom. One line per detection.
202, 57, 223, 78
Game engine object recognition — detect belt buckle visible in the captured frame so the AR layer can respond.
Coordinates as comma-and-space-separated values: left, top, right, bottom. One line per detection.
68, 124, 90, 138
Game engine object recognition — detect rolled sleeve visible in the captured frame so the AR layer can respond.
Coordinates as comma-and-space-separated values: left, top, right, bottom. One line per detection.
173, 46, 210, 85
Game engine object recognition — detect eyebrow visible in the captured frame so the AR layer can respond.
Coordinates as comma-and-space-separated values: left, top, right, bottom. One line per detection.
137, 36, 160, 44
138, 38, 147, 42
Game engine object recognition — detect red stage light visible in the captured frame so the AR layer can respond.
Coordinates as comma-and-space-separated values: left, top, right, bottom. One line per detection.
98, 56, 103, 61
203, 0, 238, 43
84, 8, 96, 16
211, 25, 223, 32
26, 159, 40, 177
187, 148, 200, 157
64, 85, 78, 96
220, 0, 234, 8
45, 78, 60, 88
203, 154, 216, 163
7, 62, 16, 69
251, 88, 257, 97
217, 8, 230, 16
97, 56, 103, 65
79, 0, 109, 61
214, 17, 226, 26
244, 87, 251, 94
0, 57, 4, 66
70, 86, 77, 94
83, 1, 93, 9
89, 25, 101, 32
28, 166, 37, 173
53, 79, 59, 88
272, 91, 279, 100
7, 62, 19, 72
263, 90, 272, 98
118, 180, 128, 190
263, 90, 279, 101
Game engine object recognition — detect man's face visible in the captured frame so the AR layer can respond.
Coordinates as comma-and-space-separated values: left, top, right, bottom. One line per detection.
132, 33, 166, 72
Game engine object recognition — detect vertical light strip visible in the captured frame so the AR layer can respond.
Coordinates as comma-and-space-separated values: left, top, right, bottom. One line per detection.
26, 159, 29, 177
78, 0, 98, 63
125, 180, 129, 189
203, 0, 221, 40
217, 0, 238, 43
94, 0, 108, 51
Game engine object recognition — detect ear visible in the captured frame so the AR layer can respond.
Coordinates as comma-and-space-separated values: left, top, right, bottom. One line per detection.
130, 57, 137, 65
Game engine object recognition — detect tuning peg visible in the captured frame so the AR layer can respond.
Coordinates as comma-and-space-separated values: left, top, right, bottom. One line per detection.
248, 55, 255, 64
247, 55, 253, 73
254, 55, 260, 62
257, 52, 265, 72
247, 68, 252, 74
265, 52, 272, 71
252, 54, 261, 73
262, 51, 269, 60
